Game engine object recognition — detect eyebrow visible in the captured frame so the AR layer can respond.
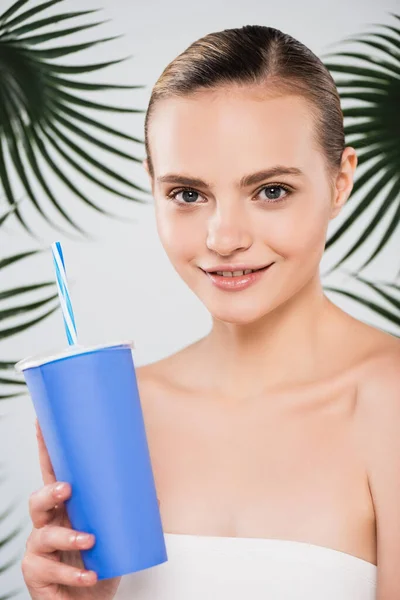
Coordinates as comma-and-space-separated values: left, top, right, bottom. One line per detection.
156, 165, 304, 189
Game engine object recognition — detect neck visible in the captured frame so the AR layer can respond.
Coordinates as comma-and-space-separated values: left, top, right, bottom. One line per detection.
200, 273, 337, 398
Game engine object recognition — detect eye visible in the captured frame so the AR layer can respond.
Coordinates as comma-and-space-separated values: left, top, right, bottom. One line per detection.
166, 188, 205, 205
256, 184, 292, 203
166, 183, 292, 206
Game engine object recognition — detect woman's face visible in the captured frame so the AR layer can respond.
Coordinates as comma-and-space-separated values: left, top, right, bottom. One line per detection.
144, 86, 354, 324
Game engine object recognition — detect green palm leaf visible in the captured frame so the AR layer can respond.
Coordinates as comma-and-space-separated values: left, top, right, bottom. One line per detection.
0, 0, 151, 237
0, 468, 28, 599
0, 251, 57, 401
0, 500, 27, 597
0, 294, 58, 339
0, 249, 41, 269
321, 13, 400, 272
0, 362, 19, 369
0, 200, 25, 226
348, 271, 400, 311
0, 2, 145, 593
324, 274, 400, 336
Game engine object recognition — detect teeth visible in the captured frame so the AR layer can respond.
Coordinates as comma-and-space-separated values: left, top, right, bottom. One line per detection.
215, 269, 254, 277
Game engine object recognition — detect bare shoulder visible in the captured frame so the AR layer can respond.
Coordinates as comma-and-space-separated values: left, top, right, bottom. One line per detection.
354, 337, 400, 431
351, 328, 400, 595
354, 326, 400, 434
134, 360, 173, 398
331, 298, 400, 376
135, 337, 205, 397
352, 319, 400, 395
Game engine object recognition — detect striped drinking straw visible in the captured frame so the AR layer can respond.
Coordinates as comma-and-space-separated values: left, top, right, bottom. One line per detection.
51, 241, 78, 346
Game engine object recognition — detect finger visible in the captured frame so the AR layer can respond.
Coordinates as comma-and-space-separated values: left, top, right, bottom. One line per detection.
27, 525, 95, 555
22, 553, 97, 588
35, 418, 56, 486
29, 481, 71, 528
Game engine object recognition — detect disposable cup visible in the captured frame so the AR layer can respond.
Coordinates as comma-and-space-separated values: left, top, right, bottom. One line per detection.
15, 341, 168, 580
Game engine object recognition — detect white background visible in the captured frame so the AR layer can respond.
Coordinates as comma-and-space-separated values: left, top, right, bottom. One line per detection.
1, 0, 399, 596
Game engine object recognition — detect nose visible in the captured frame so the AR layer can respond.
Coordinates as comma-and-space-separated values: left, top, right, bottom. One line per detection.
206, 203, 252, 257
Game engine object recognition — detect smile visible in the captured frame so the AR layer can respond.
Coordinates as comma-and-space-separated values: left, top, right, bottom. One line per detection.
202, 263, 274, 291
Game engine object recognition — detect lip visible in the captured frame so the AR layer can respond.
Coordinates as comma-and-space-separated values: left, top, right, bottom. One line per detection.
202, 262, 273, 273
201, 262, 274, 291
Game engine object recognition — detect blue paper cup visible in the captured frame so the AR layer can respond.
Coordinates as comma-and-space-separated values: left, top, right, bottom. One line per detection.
15, 341, 168, 580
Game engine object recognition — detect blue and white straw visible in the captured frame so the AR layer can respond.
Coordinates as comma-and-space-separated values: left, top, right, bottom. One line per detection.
51, 241, 78, 346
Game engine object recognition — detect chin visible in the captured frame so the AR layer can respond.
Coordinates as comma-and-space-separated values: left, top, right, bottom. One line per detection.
206, 301, 273, 325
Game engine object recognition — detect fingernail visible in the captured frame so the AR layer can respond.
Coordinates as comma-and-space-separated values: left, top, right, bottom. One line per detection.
53, 482, 66, 497
76, 533, 94, 546
79, 570, 96, 583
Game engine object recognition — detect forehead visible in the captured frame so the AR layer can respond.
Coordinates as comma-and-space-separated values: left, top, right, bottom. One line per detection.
148, 87, 319, 178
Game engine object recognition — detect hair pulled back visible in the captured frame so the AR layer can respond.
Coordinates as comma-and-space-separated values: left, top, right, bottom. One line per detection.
144, 25, 345, 184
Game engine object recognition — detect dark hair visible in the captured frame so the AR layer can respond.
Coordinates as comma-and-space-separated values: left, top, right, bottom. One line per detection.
144, 25, 345, 186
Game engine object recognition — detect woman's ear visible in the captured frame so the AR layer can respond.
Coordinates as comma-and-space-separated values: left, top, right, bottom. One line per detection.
142, 158, 154, 194
330, 147, 358, 220
142, 157, 150, 176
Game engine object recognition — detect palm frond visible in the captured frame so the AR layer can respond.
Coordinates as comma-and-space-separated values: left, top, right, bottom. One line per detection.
0, 250, 58, 401
348, 271, 400, 311
0, 361, 19, 369
0, 490, 26, 597
0, 294, 58, 339
0, 200, 24, 226
0, 246, 43, 270
322, 13, 400, 272
0, 0, 151, 237
324, 274, 400, 336
324, 168, 400, 274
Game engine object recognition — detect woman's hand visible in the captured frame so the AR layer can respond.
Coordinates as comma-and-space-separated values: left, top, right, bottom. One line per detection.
21, 419, 121, 599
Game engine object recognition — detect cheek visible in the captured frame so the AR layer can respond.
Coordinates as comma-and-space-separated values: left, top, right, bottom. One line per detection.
155, 206, 202, 266
258, 198, 329, 262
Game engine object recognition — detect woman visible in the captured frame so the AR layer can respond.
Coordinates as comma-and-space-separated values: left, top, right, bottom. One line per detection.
22, 25, 400, 600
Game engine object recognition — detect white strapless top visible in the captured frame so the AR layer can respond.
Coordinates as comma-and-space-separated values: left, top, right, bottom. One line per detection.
115, 533, 377, 599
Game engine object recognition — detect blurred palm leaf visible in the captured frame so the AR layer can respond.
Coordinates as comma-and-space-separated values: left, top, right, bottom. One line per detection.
322, 12, 400, 273
0, 248, 58, 401
0, 0, 151, 239
324, 271, 400, 337
0, 201, 24, 226
0, 245, 55, 596
0, 466, 28, 599
0, 1, 147, 596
